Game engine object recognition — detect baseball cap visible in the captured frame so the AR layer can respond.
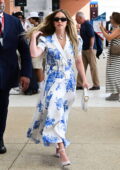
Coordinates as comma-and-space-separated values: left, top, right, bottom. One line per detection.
27, 12, 39, 19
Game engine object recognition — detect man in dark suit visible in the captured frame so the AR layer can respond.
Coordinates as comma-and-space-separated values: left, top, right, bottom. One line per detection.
0, 0, 32, 154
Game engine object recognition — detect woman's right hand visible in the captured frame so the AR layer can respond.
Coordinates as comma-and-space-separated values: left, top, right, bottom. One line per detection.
82, 80, 89, 89
31, 31, 43, 39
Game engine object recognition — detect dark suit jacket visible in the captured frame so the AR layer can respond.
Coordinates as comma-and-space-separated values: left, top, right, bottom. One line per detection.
0, 13, 32, 90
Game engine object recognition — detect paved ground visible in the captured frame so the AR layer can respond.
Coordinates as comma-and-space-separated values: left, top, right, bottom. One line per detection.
0, 52, 120, 170
1, 107, 120, 170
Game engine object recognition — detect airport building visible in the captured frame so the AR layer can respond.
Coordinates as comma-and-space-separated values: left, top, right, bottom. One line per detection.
4, 0, 91, 19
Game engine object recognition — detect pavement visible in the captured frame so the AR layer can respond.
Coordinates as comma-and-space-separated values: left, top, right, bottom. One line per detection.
0, 52, 120, 170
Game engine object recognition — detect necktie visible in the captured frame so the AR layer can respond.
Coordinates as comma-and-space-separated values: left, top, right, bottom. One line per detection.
0, 16, 3, 46
0, 16, 4, 38
0, 17, 2, 35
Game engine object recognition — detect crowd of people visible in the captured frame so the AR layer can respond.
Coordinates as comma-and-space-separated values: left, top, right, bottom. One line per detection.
0, 0, 120, 168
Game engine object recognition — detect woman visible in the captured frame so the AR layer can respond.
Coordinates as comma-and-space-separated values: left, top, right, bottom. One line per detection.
27, 9, 89, 167
100, 12, 120, 101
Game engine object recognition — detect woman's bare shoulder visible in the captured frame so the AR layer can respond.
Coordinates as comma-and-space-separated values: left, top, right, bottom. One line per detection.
113, 27, 120, 33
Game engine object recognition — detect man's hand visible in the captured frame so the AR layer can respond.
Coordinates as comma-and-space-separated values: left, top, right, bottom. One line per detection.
20, 77, 30, 92
89, 47, 94, 52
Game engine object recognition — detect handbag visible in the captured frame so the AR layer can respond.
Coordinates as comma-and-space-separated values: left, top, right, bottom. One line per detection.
81, 88, 89, 112
110, 42, 120, 55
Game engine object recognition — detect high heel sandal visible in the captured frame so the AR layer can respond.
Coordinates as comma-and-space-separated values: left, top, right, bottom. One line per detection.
55, 148, 60, 158
59, 149, 71, 167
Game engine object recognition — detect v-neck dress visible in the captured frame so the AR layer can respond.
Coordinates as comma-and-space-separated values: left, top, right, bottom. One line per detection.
27, 33, 82, 147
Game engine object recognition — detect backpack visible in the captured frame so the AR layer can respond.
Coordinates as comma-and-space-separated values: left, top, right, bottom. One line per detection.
94, 32, 103, 59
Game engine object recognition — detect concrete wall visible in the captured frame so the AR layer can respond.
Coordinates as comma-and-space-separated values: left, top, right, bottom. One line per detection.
24, 0, 52, 17
4, 0, 52, 16
60, 0, 90, 18
5, 0, 20, 14
24, 0, 90, 18
4, 0, 90, 19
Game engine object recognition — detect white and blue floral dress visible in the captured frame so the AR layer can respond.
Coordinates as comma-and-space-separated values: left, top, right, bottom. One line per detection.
27, 33, 82, 148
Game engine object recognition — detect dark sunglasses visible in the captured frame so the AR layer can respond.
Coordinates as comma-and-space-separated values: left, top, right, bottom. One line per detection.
54, 17, 67, 22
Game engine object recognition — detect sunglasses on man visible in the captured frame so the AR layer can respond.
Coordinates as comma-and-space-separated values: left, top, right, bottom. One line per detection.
54, 17, 67, 22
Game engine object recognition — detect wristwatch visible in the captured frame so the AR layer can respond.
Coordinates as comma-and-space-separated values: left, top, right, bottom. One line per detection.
89, 47, 93, 49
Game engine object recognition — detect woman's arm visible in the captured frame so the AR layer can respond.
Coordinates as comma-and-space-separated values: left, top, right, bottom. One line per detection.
75, 56, 89, 88
30, 31, 44, 57
100, 25, 120, 41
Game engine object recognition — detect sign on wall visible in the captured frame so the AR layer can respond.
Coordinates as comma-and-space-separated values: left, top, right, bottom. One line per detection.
90, 1, 98, 20
15, 0, 27, 6
91, 12, 106, 45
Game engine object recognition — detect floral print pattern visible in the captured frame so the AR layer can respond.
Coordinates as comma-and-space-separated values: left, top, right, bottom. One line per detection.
27, 33, 82, 147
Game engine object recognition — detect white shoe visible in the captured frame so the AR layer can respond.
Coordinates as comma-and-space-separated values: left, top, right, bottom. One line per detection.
61, 161, 71, 167
10, 88, 22, 95
59, 149, 71, 167
55, 152, 60, 158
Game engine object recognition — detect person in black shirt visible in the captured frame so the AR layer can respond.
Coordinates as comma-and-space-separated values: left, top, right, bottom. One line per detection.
76, 12, 100, 90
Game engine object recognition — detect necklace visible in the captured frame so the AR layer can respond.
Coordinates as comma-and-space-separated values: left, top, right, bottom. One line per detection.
57, 34, 65, 40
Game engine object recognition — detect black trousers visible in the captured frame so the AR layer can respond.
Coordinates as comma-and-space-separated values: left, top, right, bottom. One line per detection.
0, 89, 10, 140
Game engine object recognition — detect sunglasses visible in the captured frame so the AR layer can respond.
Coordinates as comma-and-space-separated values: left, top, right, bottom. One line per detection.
54, 17, 67, 22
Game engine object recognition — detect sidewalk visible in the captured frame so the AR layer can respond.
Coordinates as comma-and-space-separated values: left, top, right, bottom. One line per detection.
1, 54, 120, 170
1, 107, 120, 170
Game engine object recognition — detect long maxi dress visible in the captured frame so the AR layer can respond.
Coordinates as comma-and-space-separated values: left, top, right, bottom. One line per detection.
106, 38, 120, 94
27, 33, 82, 147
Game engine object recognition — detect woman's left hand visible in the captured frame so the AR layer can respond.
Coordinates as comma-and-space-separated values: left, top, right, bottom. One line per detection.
82, 81, 90, 89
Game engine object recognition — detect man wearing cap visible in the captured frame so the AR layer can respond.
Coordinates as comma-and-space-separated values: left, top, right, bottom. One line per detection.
27, 12, 41, 27
0, 0, 32, 154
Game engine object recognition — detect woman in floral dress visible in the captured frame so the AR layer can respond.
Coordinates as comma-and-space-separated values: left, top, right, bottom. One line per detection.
27, 9, 89, 167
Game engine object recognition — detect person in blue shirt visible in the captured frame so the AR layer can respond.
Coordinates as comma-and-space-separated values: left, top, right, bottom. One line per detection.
76, 12, 100, 90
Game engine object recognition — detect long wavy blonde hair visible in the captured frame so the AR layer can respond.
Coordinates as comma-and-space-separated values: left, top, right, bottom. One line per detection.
26, 9, 79, 58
